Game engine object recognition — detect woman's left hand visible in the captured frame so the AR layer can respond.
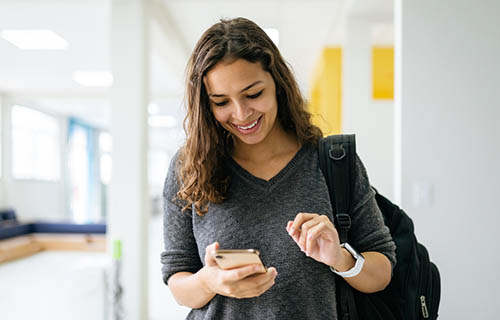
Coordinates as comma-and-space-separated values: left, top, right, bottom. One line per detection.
286, 213, 344, 268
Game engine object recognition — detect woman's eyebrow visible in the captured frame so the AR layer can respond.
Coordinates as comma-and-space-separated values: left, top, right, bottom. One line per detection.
209, 80, 263, 98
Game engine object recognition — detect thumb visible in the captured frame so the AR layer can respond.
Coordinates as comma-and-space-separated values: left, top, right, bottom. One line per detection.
204, 241, 219, 266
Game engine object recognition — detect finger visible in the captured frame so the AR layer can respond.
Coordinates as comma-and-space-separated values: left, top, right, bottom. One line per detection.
237, 268, 277, 298
245, 267, 277, 285
204, 241, 219, 266
225, 267, 276, 297
303, 215, 335, 248
299, 217, 322, 252
239, 275, 276, 298
319, 214, 334, 227
290, 213, 317, 237
288, 222, 300, 244
286, 221, 300, 244
224, 264, 263, 282
305, 222, 328, 255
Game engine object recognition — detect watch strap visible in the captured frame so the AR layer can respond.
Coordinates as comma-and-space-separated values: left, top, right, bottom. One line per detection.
330, 243, 365, 278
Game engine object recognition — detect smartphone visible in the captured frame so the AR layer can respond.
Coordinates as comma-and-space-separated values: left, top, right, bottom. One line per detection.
212, 249, 267, 273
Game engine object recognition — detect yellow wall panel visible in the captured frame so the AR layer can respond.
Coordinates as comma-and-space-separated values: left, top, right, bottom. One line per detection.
310, 46, 393, 134
372, 47, 394, 100
309, 47, 342, 136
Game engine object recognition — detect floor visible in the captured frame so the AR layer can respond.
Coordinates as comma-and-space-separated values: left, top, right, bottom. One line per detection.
0, 214, 190, 320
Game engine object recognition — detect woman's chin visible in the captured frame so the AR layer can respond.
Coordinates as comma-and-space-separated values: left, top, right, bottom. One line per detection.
234, 134, 265, 146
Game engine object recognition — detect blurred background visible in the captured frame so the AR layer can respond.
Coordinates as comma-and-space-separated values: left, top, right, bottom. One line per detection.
0, 0, 498, 319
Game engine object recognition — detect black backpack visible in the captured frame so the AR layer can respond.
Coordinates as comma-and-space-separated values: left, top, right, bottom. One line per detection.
318, 134, 441, 320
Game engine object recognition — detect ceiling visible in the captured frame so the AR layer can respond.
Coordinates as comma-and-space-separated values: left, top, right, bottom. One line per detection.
0, 0, 393, 129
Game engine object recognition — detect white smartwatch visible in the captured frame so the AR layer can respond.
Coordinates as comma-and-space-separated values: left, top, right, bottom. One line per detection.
330, 243, 365, 278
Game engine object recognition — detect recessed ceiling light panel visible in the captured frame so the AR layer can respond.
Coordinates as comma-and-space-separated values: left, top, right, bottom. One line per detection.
1, 29, 68, 50
73, 71, 114, 87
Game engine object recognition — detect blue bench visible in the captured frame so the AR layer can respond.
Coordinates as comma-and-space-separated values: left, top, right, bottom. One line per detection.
0, 209, 106, 240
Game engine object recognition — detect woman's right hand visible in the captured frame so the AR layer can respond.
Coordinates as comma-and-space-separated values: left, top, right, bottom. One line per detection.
198, 242, 278, 299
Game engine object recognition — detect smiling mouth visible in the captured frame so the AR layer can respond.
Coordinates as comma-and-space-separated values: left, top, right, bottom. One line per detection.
236, 118, 259, 130
232, 115, 263, 134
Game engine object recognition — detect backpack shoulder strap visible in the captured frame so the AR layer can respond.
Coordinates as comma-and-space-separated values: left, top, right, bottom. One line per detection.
318, 134, 356, 243
319, 134, 358, 320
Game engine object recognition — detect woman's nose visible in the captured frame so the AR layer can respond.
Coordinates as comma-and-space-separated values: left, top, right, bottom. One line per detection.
232, 101, 253, 122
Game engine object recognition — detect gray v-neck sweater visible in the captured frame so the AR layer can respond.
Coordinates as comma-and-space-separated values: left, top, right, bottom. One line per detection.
161, 143, 396, 320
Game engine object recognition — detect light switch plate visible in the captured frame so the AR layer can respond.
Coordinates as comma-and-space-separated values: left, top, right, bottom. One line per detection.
412, 182, 434, 208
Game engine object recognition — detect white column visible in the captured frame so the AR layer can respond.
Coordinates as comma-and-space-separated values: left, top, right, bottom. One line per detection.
110, 0, 150, 319
343, 17, 371, 136
393, 0, 402, 206
396, 0, 500, 318
343, 16, 394, 199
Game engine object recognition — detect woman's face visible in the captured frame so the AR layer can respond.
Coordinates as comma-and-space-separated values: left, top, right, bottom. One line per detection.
203, 58, 279, 147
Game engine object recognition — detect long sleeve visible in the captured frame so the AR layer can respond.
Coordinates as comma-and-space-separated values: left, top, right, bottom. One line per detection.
348, 154, 397, 269
160, 152, 203, 285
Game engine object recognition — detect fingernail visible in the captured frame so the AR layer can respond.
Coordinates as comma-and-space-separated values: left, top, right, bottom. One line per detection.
290, 228, 295, 234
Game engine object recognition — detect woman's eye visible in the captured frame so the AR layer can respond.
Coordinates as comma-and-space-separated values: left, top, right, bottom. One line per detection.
247, 90, 263, 99
214, 101, 228, 107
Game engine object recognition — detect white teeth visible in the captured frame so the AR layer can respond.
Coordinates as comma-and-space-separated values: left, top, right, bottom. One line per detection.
237, 118, 259, 130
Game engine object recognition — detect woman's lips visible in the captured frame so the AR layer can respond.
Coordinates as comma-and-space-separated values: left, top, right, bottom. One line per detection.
232, 115, 262, 135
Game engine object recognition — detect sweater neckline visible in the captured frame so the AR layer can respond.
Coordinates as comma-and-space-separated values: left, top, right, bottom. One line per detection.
228, 143, 310, 190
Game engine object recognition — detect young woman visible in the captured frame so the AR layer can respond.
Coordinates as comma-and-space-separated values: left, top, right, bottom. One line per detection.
161, 17, 396, 319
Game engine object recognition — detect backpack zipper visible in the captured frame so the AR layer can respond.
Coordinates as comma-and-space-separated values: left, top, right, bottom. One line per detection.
417, 244, 432, 318
420, 295, 429, 319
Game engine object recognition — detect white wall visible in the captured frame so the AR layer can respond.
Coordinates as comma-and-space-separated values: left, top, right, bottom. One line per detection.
396, 0, 500, 318
1, 94, 67, 221
343, 16, 394, 200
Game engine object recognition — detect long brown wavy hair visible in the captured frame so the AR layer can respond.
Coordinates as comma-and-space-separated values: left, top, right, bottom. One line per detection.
177, 17, 323, 215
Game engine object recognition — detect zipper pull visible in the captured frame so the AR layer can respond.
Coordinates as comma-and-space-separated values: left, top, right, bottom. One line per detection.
420, 295, 429, 319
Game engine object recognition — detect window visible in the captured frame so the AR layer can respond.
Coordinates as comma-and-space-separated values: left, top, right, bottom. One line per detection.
0, 98, 2, 177
68, 124, 90, 222
99, 131, 112, 185
98, 131, 112, 220
11, 105, 60, 180
67, 119, 103, 223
